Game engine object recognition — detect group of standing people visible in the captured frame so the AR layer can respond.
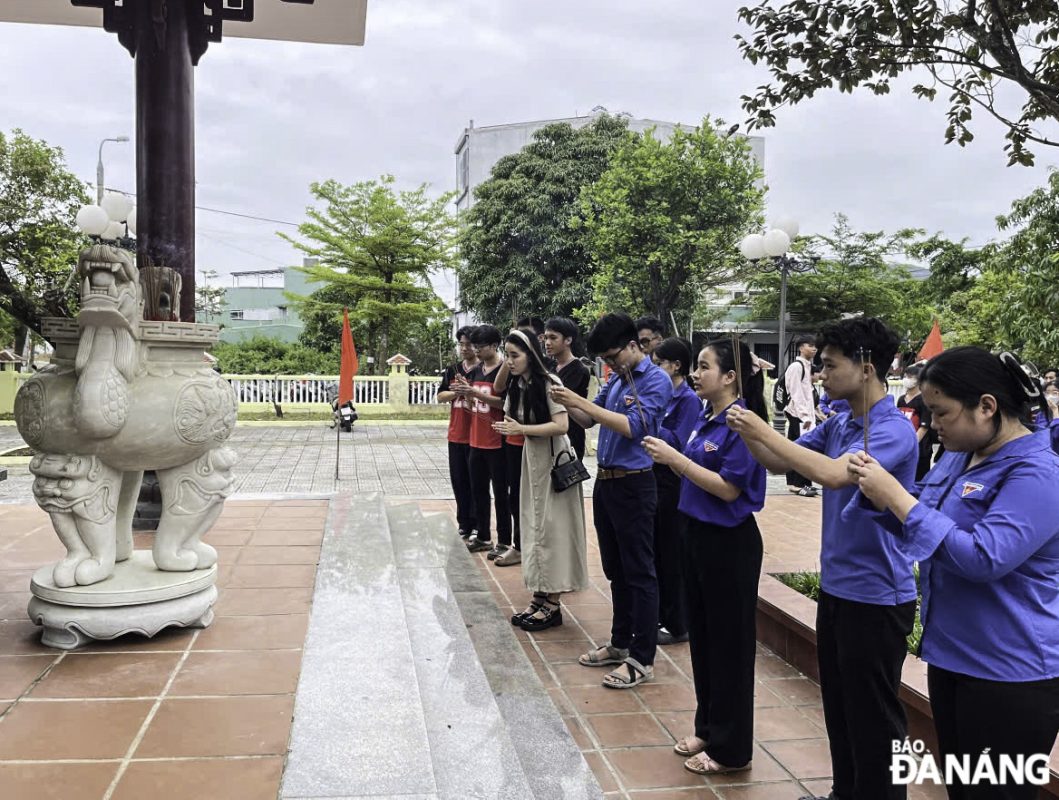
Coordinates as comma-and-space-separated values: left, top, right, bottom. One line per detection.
439, 311, 1059, 798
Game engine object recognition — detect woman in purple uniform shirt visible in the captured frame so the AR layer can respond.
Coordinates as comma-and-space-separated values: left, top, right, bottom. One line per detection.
642, 338, 767, 777
851, 347, 1059, 800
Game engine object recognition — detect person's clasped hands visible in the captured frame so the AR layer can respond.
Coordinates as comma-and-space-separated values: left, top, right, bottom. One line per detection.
847, 452, 904, 511
492, 416, 523, 436
641, 435, 677, 466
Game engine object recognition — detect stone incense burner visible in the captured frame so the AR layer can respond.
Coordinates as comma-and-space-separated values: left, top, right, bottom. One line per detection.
14, 243, 237, 648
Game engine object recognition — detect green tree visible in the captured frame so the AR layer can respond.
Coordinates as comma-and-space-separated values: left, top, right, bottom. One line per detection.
735, 0, 1059, 166
906, 234, 988, 307
980, 170, 1059, 363
195, 269, 228, 322
747, 215, 933, 341
0, 130, 89, 352
457, 114, 630, 324
576, 119, 764, 328
296, 283, 451, 375
281, 176, 457, 371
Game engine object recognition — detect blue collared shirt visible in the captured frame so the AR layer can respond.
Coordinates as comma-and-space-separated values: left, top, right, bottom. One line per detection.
891, 430, 1059, 681
678, 400, 765, 527
593, 355, 673, 470
658, 380, 702, 451
803, 395, 918, 605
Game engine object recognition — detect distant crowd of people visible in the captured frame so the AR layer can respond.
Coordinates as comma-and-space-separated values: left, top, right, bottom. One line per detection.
438, 312, 1059, 799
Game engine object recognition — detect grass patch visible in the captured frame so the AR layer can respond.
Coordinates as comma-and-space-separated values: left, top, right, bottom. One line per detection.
773, 569, 923, 655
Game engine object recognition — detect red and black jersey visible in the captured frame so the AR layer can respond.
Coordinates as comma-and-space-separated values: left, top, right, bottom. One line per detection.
439, 361, 475, 444
468, 362, 504, 450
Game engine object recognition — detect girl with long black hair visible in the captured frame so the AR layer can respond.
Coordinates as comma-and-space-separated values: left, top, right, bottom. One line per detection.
642, 338, 767, 776
493, 329, 588, 632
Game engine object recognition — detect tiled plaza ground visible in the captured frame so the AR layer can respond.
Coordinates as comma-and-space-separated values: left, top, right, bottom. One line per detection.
419, 496, 949, 800
0, 500, 324, 800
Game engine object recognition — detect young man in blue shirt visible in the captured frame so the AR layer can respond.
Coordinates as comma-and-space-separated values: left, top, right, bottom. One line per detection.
727, 318, 918, 800
551, 313, 673, 689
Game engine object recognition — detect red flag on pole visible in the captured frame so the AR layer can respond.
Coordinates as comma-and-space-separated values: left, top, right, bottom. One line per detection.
338, 308, 358, 405
917, 319, 944, 362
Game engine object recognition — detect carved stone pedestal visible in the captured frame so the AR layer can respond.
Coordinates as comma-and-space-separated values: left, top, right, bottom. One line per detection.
28, 551, 217, 650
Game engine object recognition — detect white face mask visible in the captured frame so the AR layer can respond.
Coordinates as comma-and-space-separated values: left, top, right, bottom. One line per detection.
1047, 393, 1059, 407
902, 378, 916, 390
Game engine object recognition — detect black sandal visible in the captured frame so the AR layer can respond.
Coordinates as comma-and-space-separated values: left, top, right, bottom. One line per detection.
518, 601, 562, 632
511, 593, 547, 626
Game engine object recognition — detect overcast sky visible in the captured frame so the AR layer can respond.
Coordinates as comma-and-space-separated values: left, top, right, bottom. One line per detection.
1, 0, 1056, 307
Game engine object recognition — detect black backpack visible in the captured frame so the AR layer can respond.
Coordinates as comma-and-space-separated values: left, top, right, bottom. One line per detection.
773, 361, 815, 408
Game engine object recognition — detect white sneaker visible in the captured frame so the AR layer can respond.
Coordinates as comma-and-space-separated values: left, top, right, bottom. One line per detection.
494, 546, 522, 566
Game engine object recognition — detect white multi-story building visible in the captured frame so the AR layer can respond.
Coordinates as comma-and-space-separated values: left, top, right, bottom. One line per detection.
450, 109, 768, 348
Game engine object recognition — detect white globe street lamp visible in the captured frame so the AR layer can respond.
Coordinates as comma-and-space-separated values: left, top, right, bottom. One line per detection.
75, 205, 110, 237
738, 219, 818, 380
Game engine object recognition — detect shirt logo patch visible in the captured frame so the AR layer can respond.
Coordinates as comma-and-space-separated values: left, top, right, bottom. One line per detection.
961, 482, 985, 498
702, 440, 719, 452
624, 395, 634, 406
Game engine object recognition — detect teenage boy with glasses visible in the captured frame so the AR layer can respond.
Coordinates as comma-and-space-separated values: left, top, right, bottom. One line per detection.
635, 316, 665, 358
551, 312, 672, 690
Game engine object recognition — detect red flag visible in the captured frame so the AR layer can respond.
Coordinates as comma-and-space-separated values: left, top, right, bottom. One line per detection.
338, 308, 358, 405
917, 319, 944, 362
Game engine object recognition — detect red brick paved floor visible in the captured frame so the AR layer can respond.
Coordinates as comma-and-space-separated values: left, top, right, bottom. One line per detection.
419, 496, 950, 800
0, 500, 324, 800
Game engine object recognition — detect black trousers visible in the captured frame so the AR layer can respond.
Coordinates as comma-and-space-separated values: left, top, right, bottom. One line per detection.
653, 465, 686, 636
468, 446, 509, 545
447, 441, 476, 534
505, 441, 523, 550
927, 665, 1059, 800
682, 514, 762, 767
817, 590, 916, 800
785, 413, 812, 488
593, 471, 658, 667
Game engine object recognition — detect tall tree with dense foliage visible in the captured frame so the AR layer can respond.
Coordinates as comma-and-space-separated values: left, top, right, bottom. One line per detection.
735, 1, 1059, 165
968, 170, 1059, 364
457, 114, 630, 324
0, 130, 89, 353
577, 119, 764, 328
281, 176, 457, 370
747, 214, 934, 342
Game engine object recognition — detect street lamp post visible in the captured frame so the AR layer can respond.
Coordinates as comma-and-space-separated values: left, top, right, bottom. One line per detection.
738, 219, 819, 372
96, 136, 129, 204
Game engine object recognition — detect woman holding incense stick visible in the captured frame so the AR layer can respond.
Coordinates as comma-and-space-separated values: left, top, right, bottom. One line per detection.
849, 347, 1059, 800
641, 337, 767, 776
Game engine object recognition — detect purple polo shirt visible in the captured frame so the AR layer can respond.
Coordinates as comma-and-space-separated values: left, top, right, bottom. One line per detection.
803, 395, 918, 605
896, 430, 1059, 680
678, 400, 766, 528
658, 380, 702, 451
593, 355, 673, 470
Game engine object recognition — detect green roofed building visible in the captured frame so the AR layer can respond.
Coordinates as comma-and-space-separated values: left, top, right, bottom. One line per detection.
196, 261, 315, 344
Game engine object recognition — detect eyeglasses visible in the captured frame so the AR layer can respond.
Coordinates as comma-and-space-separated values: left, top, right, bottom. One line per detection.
601, 349, 622, 366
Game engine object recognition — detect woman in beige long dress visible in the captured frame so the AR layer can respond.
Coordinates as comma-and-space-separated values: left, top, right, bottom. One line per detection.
493, 328, 588, 631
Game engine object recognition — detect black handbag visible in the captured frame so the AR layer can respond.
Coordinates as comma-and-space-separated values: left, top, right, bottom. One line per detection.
550, 438, 590, 493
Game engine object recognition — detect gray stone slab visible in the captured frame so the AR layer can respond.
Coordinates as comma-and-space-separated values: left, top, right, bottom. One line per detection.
282, 493, 437, 799
455, 592, 603, 800
397, 565, 534, 800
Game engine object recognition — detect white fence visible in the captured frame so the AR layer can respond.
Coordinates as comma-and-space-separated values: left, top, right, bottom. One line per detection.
224, 375, 442, 406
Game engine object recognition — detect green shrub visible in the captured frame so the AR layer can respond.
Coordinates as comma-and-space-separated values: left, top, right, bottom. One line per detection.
773, 569, 923, 656
212, 336, 339, 374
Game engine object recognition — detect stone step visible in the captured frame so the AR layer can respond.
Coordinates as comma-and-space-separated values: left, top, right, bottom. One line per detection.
392, 501, 603, 800
386, 500, 536, 799
281, 492, 438, 799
